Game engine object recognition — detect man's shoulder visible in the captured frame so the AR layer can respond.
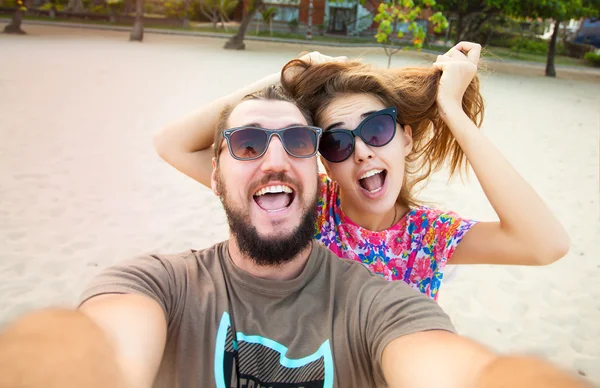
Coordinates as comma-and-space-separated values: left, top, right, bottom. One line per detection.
93, 241, 227, 284
144, 241, 226, 272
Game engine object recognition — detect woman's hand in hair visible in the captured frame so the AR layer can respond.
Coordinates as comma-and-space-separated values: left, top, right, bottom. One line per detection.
284, 51, 349, 83
297, 51, 348, 65
433, 41, 481, 112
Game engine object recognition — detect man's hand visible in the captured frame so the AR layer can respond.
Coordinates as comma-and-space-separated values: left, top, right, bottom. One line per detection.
382, 330, 591, 388
0, 308, 127, 388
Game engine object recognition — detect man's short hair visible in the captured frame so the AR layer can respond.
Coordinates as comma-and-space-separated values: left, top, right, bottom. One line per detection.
213, 85, 313, 162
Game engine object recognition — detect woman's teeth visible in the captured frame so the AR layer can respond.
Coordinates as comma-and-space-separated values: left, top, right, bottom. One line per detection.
359, 169, 383, 180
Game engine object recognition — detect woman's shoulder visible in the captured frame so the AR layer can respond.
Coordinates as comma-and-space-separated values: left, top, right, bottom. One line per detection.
405, 205, 477, 240
403, 206, 468, 231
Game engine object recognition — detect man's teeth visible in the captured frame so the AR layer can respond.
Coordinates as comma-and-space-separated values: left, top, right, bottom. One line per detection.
254, 185, 293, 197
359, 169, 383, 180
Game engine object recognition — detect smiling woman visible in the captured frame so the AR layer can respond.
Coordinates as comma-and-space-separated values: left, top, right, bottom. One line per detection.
153, 45, 570, 301
278, 45, 569, 299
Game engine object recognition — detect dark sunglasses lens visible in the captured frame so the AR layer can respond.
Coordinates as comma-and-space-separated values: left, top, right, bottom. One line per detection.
319, 131, 354, 162
282, 127, 318, 157
361, 115, 396, 146
229, 128, 268, 159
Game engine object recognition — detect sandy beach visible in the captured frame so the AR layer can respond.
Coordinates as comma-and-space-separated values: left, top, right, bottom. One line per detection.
0, 24, 599, 383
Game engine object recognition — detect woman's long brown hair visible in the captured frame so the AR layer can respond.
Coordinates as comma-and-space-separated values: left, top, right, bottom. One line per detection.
281, 59, 484, 209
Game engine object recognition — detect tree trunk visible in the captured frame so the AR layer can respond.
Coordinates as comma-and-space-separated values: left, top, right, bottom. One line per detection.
109, 7, 117, 23
455, 13, 463, 42
545, 19, 559, 77
129, 0, 143, 41
224, 0, 262, 50
182, 0, 190, 28
3, 8, 26, 34
269, 18, 272, 36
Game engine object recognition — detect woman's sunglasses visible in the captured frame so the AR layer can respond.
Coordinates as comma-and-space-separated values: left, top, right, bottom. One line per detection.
319, 107, 400, 163
222, 125, 323, 161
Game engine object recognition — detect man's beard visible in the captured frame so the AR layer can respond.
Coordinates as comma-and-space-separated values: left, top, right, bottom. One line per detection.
216, 171, 318, 267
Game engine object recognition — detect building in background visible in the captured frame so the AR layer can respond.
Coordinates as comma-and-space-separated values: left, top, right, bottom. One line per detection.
239, 0, 431, 37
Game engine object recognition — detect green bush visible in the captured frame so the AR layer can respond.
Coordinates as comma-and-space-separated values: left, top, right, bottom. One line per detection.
584, 52, 600, 67
162, 0, 196, 19
288, 18, 299, 33
90, 3, 106, 13
511, 38, 548, 55
144, 2, 160, 14
488, 31, 520, 48
38, 2, 66, 10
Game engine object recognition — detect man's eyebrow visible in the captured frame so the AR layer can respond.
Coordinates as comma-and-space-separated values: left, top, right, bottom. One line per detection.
324, 111, 378, 132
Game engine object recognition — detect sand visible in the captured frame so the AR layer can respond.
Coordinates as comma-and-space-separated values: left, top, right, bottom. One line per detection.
0, 24, 599, 383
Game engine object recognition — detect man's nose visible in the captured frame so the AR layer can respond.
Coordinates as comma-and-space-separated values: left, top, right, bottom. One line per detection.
260, 135, 291, 173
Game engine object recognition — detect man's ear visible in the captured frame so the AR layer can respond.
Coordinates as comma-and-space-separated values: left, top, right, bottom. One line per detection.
211, 157, 220, 196
401, 124, 413, 155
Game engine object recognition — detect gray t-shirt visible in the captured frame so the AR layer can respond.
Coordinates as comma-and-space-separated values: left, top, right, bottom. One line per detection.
80, 241, 455, 387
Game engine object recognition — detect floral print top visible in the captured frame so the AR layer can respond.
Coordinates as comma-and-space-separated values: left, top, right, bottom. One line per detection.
314, 174, 477, 300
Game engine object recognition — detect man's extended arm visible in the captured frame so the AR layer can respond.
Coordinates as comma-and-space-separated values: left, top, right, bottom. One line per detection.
0, 294, 167, 388
381, 330, 590, 388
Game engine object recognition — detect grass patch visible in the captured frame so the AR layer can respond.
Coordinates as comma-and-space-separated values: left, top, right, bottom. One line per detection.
481, 46, 588, 67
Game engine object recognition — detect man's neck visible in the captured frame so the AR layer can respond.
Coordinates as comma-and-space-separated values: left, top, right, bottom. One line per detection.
227, 239, 313, 281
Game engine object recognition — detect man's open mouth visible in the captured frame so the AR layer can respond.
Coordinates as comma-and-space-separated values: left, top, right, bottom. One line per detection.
253, 185, 296, 212
358, 169, 387, 193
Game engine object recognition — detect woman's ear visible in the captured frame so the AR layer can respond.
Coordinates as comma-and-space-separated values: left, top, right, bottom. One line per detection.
401, 124, 413, 155
320, 155, 332, 178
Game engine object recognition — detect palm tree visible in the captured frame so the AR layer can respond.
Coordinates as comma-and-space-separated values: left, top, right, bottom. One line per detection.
130, 0, 143, 41
261, 6, 277, 37
4, 0, 26, 34
224, 0, 263, 50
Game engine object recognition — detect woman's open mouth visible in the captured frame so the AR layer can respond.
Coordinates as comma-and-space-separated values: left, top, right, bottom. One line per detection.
358, 169, 387, 194
253, 185, 296, 212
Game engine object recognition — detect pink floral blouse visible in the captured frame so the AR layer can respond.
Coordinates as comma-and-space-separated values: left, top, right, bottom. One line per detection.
314, 174, 477, 300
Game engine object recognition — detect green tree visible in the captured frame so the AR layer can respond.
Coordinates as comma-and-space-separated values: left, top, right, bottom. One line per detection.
506, 0, 599, 77
199, 0, 222, 29
199, 0, 238, 30
261, 6, 278, 36
434, 0, 506, 42
374, 0, 448, 67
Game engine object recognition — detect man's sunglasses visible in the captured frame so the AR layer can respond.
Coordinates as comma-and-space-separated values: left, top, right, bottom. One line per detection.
319, 107, 400, 163
222, 125, 323, 161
